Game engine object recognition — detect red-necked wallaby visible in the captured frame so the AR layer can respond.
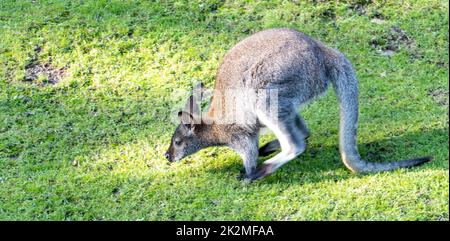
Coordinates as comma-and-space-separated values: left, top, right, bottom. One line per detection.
165, 28, 431, 182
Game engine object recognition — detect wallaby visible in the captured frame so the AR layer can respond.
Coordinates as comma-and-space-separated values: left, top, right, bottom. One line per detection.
165, 28, 431, 181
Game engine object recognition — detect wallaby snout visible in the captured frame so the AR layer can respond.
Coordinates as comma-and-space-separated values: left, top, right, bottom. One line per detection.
165, 141, 183, 163
164, 152, 172, 162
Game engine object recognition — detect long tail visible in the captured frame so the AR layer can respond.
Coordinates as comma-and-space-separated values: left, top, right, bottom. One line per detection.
331, 55, 431, 173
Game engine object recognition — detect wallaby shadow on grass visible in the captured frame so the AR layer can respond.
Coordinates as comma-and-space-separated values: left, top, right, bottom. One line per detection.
203, 128, 448, 185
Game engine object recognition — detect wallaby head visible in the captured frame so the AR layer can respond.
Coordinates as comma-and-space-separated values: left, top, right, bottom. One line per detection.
165, 120, 203, 162
165, 83, 209, 162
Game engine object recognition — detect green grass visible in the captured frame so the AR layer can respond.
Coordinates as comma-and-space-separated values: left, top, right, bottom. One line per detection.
0, 0, 448, 220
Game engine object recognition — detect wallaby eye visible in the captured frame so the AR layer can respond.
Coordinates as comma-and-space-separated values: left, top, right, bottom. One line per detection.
174, 140, 182, 146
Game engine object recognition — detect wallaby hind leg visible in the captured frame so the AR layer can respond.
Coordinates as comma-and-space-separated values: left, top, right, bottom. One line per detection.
248, 110, 308, 181
258, 114, 310, 157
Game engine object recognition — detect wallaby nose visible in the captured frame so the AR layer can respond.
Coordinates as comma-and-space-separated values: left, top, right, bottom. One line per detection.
164, 152, 172, 162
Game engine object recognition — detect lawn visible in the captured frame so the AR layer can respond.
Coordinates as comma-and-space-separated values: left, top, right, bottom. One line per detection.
0, 0, 448, 220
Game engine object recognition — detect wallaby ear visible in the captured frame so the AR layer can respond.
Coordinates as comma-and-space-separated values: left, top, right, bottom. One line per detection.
193, 82, 206, 95
193, 81, 209, 101
178, 110, 196, 130
177, 83, 208, 130
179, 94, 201, 130
183, 95, 200, 118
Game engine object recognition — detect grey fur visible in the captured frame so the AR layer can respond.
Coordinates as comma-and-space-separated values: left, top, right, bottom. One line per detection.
165, 28, 431, 181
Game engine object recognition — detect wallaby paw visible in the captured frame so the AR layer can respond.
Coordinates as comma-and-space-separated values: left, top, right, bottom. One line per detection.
237, 169, 246, 180
237, 169, 256, 182
243, 177, 254, 184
